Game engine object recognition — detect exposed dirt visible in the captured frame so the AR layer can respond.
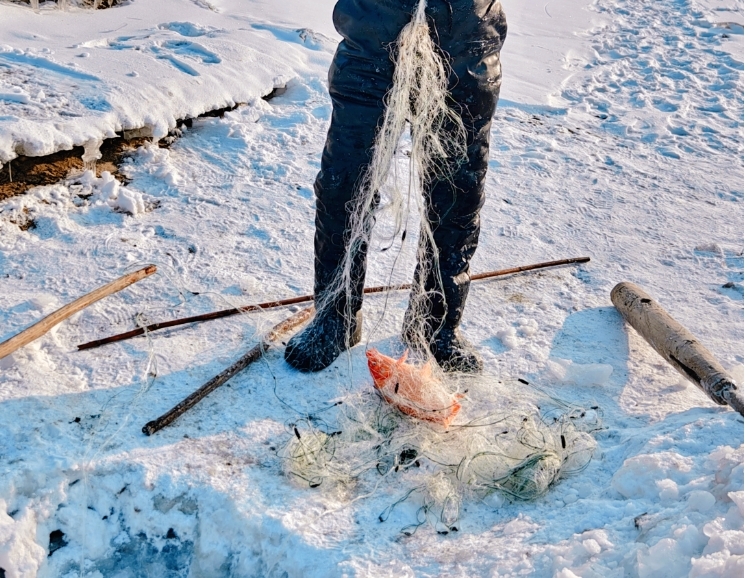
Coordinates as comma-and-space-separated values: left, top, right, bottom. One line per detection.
0, 136, 150, 202
0, 89, 284, 202
12, 0, 124, 8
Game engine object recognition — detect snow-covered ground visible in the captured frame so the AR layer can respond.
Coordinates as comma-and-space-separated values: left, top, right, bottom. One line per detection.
0, 0, 743, 576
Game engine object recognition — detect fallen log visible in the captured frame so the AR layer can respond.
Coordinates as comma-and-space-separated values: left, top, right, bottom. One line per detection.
79, 256, 590, 351
611, 281, 743, 416
0, 265, 156, 361
142, 306, 314, 436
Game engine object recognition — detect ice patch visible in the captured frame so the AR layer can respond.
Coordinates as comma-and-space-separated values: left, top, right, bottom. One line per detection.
0, 1, 304, 163
694, 242, 724, 255
547, 443, 743, 577
494, 318, 541, 350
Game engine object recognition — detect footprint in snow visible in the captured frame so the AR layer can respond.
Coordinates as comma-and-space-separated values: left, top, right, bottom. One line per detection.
251, 23, 336, 52
158, 21, 223, 38
102, 30, 222, 77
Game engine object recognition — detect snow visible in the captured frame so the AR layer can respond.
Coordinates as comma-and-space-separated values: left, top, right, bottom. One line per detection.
0, 501, 46, 578
0, 0, 743, 576
0, 0, 326, 163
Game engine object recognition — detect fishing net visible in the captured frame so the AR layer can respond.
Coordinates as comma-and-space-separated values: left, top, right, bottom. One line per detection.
279, 0, 601, 532
279, 380, 602, 532
315, 0, 467, 366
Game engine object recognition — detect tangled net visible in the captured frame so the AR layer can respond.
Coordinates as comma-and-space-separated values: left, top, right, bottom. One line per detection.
278, 378, 602, 533
316, 0, 468, 361
277, 0, 600, 533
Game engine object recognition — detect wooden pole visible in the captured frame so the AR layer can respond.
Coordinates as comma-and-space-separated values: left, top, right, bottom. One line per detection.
611, 282, 743, 416
0, 265, 156, 361
142, 306, 314, 436
78, 256, 590, 351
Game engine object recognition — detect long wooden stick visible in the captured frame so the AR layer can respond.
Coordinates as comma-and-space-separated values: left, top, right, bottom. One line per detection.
611, 282, 743, 416
0, 265, 156, 361
142, 306, 314, 436
79, 256, 590, 351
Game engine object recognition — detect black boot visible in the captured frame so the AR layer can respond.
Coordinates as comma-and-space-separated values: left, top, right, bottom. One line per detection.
283, 179, 369, 373
430, 326, 483, 373
403, 276, 483, 374
284, 307, 362, 372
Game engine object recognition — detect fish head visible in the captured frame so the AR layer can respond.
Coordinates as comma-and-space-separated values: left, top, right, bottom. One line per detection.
366, 348, 395, 385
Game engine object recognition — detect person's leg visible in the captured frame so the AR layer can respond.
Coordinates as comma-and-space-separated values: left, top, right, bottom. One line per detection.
285, 2, 407, 372
404, 0, 507, 372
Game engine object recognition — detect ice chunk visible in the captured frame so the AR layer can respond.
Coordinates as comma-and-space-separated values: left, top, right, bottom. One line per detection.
82, 138, 103, 172
686, 490, 716, 512
555, 569, 581, 578
702, 526, 744, 556
673, 524, 707, 557
656, 478, 679, 502
690, 553, 744, 578
0, 500, 46, 577
611, 452, 693, 500
582, 538, 602, 556
729, 491, 744, 517
497, 327, 519, 349
517, 318, 539, 337
706, 445, 744, 494
81, 170, 147, 215
0, 89, 30, 104
637, 537, 690, 578
28, 295, 58, 313
114, 188, 146, 216
99, 170, 120, 199
547, 358, 613, 387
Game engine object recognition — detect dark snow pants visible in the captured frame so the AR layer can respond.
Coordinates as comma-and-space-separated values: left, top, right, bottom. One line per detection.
314, 0, 507, 327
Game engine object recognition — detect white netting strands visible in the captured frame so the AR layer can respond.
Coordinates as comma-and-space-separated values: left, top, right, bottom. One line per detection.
317, 0, 467, 365
279, 379, 602, 532
279, 0, 600, 533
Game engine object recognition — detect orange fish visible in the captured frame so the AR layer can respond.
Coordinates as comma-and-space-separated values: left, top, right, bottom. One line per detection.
366, 348, 461, 428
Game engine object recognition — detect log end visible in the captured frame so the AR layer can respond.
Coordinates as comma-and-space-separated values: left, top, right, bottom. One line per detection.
611, 281, 652, 310
726, 388, 744, 417
706, 376, 744, 416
